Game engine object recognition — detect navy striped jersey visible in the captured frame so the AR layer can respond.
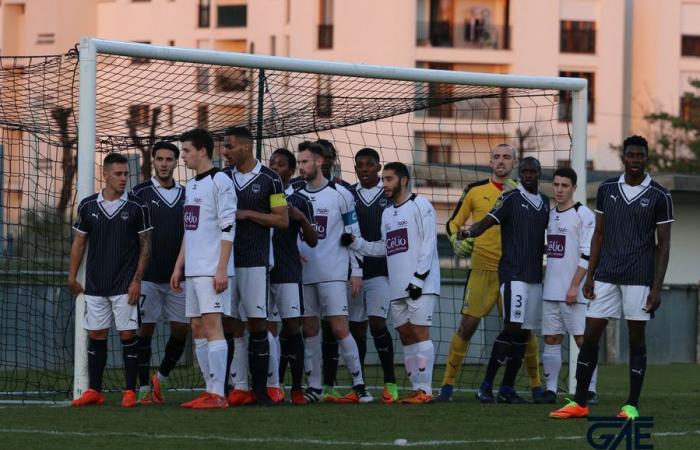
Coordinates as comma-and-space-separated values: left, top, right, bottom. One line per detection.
488, 184, 550, 284
73, 191, 152, 296
349, 181, 390, 279
270, 186, 315, 284
224, 161, 286, 268
290, 175, 351, 191
593, 174, 674, 286
131, 177, 184, 283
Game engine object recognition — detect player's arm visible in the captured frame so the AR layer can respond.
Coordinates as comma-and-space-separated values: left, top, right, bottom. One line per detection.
290, 201, 318, 247
405, 200, 437, 300
336, 187, 364, 294
128, 202, 153, 304
566, 208, 595, 304
215, 175, 237, 293
647, 192, 674, 313
583, 187, 607, 300
459, 192, 510, 239
68, 232, 87, 296
447, 188, 474, 257
170, 237, 185, 293
236, 177, 289, 229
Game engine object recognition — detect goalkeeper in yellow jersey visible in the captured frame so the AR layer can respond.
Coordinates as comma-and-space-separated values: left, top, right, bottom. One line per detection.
437, 144, 544, 402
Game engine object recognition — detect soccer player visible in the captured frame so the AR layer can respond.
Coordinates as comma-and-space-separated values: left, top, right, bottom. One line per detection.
131, 142, 189, 405
438, 144, 544, 402
344, 162, 440, 404
346, 148, 398, 403
460, 157, 549, 404
296, 141, 372, 403
69, 152, 152, 407
171, 128, 236, 409
539, 167, 598, 404
221, 126, 288, 406
269, 148, 319, 405
550, 136, 673, 420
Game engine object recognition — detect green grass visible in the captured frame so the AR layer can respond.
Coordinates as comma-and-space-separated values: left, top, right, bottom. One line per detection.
1, 364, 698, 449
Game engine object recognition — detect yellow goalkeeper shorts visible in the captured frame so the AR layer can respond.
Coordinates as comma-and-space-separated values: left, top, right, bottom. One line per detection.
461, 269, 502, 318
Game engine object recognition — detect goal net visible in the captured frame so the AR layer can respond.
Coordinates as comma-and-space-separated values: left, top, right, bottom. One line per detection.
0, 39, 587, 402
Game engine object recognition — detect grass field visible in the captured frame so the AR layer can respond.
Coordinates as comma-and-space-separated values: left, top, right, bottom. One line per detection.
1, 364, 698, 450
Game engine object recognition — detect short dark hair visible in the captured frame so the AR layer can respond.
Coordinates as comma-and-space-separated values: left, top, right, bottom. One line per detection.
224, 126, 254, 141
354, 147, 380, 164
271, 148, 296, 171
384, 162, 410, 181
315, 139, 336, 159
103, 152, 128, 167
298, 140, 324, 157
553, 167, 577, 185
622, 135, 649, 156
519, 156, 542, 173
180, 128, 214, 159
152, 141, 180, 159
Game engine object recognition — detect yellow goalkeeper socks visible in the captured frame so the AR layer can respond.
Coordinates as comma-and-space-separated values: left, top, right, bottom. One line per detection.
442, 333, 469, 386
524, 334, 541, 388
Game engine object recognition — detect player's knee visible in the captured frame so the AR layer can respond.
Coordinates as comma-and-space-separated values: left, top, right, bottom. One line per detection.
328, 320, 349, 340
138, 323, 156, 338
119, 329, 136, 340
458, 314, 479, 340
544, 335, 562, 345
302, 320, 319, 338
88, 329, 109, 340
169, 321, 189, 339
349, 320, 367, 337
368, 316, 385, 333
247, 317, 267, 333
280, 317, 301, 337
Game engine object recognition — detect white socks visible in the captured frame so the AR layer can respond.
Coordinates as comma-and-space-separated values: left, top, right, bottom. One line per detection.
542, 343, 561, 393
338, 334, 364, 387
194, 338, 211, 393
267, 332, 280, 388
414, 340, 434, 394
304, 334, 322, 390
231, 337, 249, 391
403, 343, 418, 391
207, 339, 227, 398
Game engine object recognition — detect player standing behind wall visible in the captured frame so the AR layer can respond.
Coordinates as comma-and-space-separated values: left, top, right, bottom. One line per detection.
539, 167, 599, 405
131, 142, 190, 405
171, 128, 236, 409
69, 152, 152, 408
345, 162, 440, 404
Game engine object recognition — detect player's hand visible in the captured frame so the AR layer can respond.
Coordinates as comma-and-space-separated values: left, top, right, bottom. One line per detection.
127, 280, 141, 305
644, 288, 662, 314
406, 283, 422, 300
213, 268, 228, 294
288, 206, 304, 222
170, 269, 183, 293
565, 285, 579, 305
583, 277, 595, 300
349, 276, 363, 297
68, 277, 84, 296
449, 233, 473, 258
236, 209, 250, 221
340, 233, 355, 247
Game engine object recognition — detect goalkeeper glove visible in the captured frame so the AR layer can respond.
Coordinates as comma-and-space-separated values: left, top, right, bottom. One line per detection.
340, 233, 354, 247
449, 232, 474, 258
504, 178, 519, 192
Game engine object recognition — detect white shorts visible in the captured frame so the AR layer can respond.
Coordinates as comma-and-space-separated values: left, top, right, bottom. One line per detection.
390, 294, 437, 328
139, 281, 188, 324
542, 300, 587, 336
270, 283, 302, 320
302, 281, 348, 318
586, 282, 651, 321
230, 266, 269, 320
500, 281, 542, 330
185, 276, 232, 318
84, 294, 138, 331
348, 276, 391, 322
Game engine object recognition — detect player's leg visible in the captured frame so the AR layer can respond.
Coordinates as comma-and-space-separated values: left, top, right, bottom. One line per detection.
275, 283, 306, 404
524, 333, 543, 399
365, 276, 397, 402
392, 299, 418, 392
135, 281, 165, 403
539, 300, 565, 403
440, 269, 499, 401
347, 286, 368, 373
563, 301, 599, 404
112, 294, 140, 407
72, 295, 110, 407
266, 318, 284, 403
302, 284, 323, 402
396, 294, 436, 404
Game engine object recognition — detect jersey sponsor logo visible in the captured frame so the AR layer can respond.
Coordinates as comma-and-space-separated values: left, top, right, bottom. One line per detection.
385, 228, 409, 256
184, 205, 200, 230
640, 197, 650, 208
547, 234, 566, 259
120, 210, 130, 220
305, 215, 327, 240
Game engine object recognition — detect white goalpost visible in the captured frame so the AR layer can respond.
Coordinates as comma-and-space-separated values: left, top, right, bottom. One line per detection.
74, 37, 588, 399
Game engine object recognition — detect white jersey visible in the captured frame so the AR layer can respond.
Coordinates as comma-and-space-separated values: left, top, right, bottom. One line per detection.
543, 202, 595, 303
351, 194, 440, 301
183, 168, 236, 277
298, 180, 362, 284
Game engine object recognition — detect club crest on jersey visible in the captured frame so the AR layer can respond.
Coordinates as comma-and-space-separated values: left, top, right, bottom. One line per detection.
385, 228, 409, 256
379, 198, 388, 207
120, 210, 130, 220
640, 198, 650, 208
251, 184, 261, 194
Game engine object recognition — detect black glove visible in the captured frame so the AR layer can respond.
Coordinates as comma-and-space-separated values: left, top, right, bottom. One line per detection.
405, 283, 422, 300
340, 233, 354, 247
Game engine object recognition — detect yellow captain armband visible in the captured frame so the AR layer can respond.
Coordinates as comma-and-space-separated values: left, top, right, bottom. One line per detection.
270, 193, 287, 208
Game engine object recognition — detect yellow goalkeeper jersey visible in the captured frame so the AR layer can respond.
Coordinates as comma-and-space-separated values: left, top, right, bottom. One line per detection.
446, 178, 509, 272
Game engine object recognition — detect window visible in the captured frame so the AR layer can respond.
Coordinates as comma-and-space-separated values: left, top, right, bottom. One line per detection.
426, 63, 454, 118
680, 95, 700, 124
215, 67, 249, 92
217, 5, 247, 27
558, 71, 595, 123
427, 144, 451, 164
682, 35, 700, 57
36, 33, 55, 45
560, 21, 595, 54
318, 0, 333, 49
198, 0, 210, 27
557, 159, 595, 170
197, 105, 209, 128
316, 75, 332, 118
196, 67, 209, 93
128, 104, 150, 128
270, 35, 276, 56
130, 41, 151, 64
285, 0, 291, 24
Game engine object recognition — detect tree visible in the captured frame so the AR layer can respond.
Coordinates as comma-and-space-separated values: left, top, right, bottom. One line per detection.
613, 79, 700, 173
51, 107, 77, 218
126, 106, 161, 182
515, 125, 535, 161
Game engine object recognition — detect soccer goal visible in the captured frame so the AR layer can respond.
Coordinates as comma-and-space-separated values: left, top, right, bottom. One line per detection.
0, 37, 587, 403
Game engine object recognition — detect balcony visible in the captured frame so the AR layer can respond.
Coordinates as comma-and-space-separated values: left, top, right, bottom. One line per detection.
416, 21, 509, 50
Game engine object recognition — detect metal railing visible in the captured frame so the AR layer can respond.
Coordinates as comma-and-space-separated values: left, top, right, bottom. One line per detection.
416, 21, 510, 50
